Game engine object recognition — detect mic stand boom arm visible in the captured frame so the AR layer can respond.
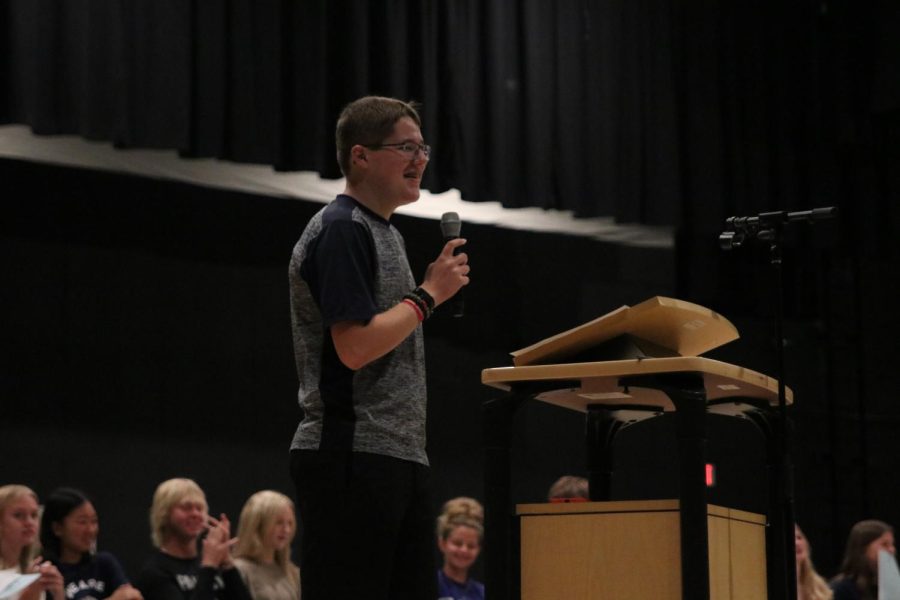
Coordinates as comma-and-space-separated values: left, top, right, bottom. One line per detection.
719, 206, 837, 250
718, 205, 837, 600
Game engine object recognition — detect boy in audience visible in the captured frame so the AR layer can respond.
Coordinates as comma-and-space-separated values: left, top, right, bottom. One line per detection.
134, 479, 250, 600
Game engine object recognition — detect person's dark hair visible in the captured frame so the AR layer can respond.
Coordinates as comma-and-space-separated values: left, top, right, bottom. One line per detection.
834, 519, 893, 595
40, 487, 92, 562
335, 96, 422, 177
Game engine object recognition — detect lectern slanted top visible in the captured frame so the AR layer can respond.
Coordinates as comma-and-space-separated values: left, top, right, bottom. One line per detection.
510, 296, 739, 366
486, 296, 790, 413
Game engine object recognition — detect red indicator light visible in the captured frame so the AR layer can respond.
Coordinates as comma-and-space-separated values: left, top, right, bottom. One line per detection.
706, 463, 716, 487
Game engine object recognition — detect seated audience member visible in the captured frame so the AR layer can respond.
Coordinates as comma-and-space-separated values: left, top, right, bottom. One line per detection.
436, 497, 484, 600
40, 487, 142, 600
232, 491, 299, 600
795, 524, 832, 600
547, 476, 589, 502
831, 519, 896, 600
0, 484, 64, 600
134, 478, 250, 600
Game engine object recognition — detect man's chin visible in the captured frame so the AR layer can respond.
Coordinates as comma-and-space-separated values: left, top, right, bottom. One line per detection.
181, 527, 205, 538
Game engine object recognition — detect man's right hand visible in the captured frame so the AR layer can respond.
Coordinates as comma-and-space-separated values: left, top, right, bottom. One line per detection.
421, 238, 469, 306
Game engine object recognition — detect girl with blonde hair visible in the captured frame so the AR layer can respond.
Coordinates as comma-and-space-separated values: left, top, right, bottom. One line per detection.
436, 497, 484, 600
0, 485, 64, 600
795, 525, 832, 600
233, 491, 300, 600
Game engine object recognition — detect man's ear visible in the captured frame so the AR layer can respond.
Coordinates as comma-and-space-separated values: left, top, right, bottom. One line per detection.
352, 145, 367, 166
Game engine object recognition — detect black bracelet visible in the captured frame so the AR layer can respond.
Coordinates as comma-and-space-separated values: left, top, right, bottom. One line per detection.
412, 287, 435, 311
403, 293, 430, 321
404, 290, 433, 320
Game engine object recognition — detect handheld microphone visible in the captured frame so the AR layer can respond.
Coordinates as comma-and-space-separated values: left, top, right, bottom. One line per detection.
439, 212, 464, 318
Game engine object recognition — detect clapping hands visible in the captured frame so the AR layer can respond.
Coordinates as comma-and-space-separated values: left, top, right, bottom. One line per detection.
200, 513, 238, 570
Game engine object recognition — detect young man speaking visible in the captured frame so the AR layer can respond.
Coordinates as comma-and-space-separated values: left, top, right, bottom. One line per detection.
288, 96, 470, 600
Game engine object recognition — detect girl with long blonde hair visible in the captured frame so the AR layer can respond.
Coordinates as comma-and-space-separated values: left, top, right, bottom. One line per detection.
795, 525, 832, 600
0, 485, 64, 600
233, 491, 299, 600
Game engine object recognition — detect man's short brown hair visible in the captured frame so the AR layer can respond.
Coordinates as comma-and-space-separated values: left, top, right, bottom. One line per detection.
335, 96, 422, 177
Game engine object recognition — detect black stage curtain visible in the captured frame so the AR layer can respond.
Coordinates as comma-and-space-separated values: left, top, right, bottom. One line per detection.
3, 0, 896, 232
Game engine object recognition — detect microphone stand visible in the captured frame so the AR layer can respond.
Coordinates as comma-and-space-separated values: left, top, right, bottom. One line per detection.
719, 206, 837, 600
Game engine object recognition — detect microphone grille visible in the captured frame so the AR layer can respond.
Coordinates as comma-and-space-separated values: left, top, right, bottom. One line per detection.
440, 212, 461, 237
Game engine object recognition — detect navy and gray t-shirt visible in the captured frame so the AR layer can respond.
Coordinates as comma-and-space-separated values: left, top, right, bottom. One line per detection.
288, 194, 428, 466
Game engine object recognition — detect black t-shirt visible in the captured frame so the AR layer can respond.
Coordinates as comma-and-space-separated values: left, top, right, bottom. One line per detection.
134, 551, 251, 600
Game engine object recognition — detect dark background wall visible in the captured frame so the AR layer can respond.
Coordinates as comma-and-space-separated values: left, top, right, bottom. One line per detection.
3, 0, 900, 585
0, 157, 676, 578
2, 152, 894, 580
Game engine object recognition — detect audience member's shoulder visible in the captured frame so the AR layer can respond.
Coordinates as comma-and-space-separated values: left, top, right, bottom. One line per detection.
91, 551, 126, 574
829, 577, 859, 600
134, 551, 194, 594
136, 550, 175, 576
232, 557, 253, 572
472, 577, 486, 600
93, 551, 122, 565
138, 549, 163, 566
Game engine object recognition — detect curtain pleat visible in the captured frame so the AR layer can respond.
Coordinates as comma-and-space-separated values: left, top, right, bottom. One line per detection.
2, 0, 894, 234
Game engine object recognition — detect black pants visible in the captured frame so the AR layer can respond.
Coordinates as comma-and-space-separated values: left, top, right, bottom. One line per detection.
290, 449, 436, 600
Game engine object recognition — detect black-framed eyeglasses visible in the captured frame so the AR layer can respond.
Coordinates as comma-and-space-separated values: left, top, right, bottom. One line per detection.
365, 142, 431, 160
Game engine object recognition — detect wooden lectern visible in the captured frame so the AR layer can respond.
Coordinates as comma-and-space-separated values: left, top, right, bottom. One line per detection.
481, 297, 792, 600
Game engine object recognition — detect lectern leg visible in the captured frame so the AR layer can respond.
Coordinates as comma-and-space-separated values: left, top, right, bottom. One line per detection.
483, 393, 525, 600
620, 373, 710, 600
585, 405, 621, 501
747, 408, 795, 600
673, 391, 710, 600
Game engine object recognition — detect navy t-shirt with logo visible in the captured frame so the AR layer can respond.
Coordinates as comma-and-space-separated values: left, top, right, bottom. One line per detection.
55, 552, 128, 600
